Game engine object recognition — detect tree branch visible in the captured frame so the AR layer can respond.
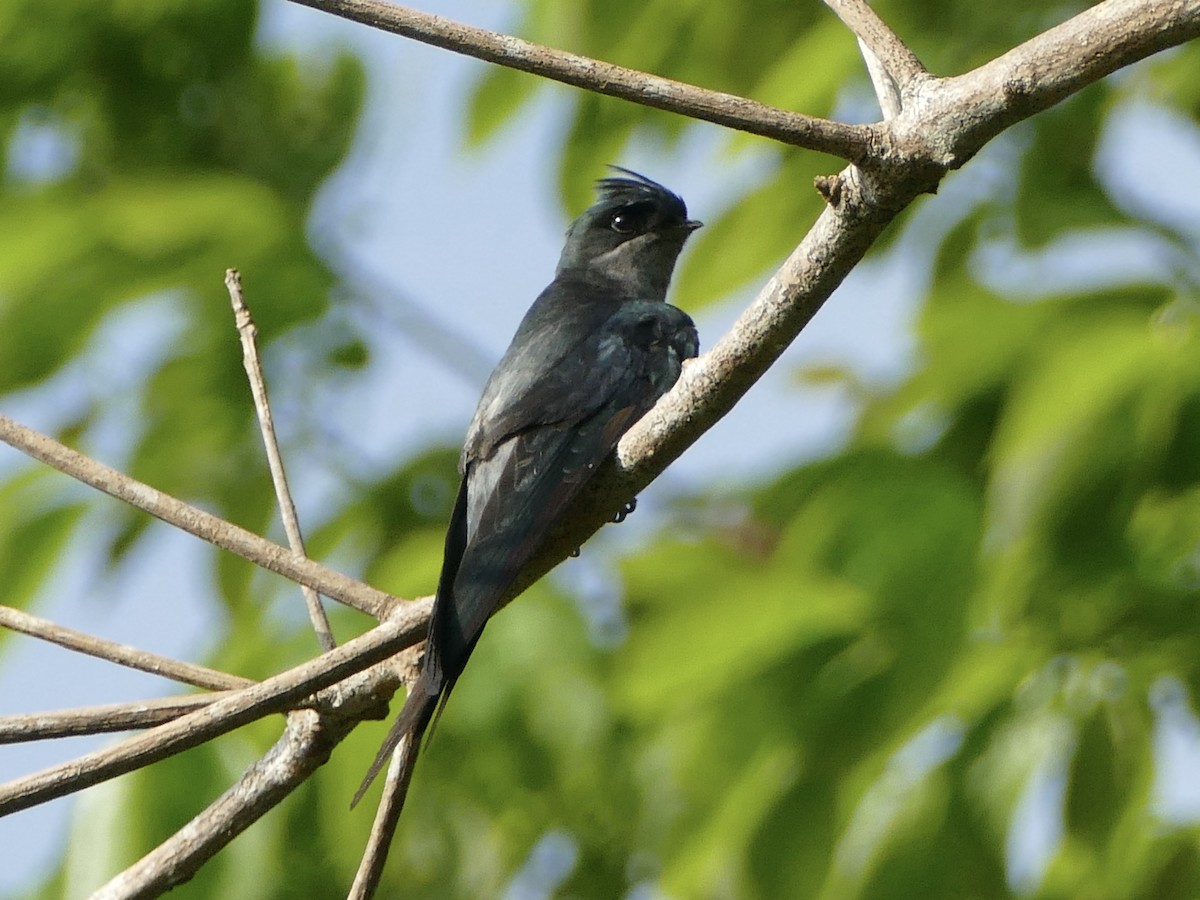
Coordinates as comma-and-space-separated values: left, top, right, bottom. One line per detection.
349, 732, 418, 898
348, 645, 422, 897
857, 39, 904, 120
0, 413, 397, 620
0, 604, 250, 692
285, 0, 878, 161
901, 0, 1200, 169
2, 0, 1197, 894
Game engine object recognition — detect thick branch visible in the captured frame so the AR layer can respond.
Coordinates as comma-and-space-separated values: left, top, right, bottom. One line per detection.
286, 0, 877, 161
0, 413, 397, 620
903, 0, 1200, 169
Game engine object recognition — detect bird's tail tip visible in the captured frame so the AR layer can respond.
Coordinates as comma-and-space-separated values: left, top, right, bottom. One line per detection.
350, 671, 442, 810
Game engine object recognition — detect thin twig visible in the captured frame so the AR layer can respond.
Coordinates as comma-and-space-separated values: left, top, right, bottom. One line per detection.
0, 694, 230, 743
226, 268, 336, 652
0, 604, 429, 816
349, 644, 422, 897
349, 735, 418, 899
824, 0, 927, 96
0, 413, 396, 620
0, 604, 250, 692
286, 0, 878, 161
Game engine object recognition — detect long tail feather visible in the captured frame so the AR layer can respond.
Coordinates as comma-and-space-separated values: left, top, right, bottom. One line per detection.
352, 669, 440, 809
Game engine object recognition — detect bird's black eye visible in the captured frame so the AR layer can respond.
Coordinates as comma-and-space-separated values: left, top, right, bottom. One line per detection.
609, 201, 655, 235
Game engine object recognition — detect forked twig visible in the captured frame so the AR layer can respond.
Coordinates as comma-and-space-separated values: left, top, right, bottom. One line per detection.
823, 0, 927, 106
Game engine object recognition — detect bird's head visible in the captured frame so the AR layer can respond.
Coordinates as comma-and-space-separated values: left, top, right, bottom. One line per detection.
556, 168, 702, 301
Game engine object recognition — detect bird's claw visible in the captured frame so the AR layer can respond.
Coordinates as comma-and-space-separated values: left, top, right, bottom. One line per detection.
612, 497, 638, 524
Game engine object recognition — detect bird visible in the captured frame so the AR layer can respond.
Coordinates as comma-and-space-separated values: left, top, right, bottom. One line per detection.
353, 168, 701, 810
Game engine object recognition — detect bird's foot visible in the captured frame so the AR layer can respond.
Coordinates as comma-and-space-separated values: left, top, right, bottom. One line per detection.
612, 497, 638, 524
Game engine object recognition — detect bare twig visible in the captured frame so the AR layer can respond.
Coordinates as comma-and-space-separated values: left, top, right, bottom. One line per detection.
350, 646, 422, 897
286, 0, 878, 162
0, 603, 428, 815
226, 268, 336, 652
349, 735, 418, 899
0, 604, 250, 692
824, 0, 927, 100
0, 413, 397, 620
0, 694, 230, 743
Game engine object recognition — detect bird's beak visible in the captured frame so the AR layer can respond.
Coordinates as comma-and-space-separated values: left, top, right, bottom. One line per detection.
684, 220, 703, 232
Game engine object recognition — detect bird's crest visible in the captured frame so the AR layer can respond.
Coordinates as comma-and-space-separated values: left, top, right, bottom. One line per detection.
593, 166, 689, 221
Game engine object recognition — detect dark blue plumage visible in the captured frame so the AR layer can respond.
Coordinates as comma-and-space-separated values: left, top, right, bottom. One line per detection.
354, 170, 700, 809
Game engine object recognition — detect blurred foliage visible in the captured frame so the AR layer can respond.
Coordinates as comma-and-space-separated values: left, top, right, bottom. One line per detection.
4, 0, 1200, 898
0, 0, 364, 619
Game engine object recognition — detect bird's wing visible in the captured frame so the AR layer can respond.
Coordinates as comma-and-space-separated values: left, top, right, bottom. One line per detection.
432, 332, 651, 675
463, 279, 621, 467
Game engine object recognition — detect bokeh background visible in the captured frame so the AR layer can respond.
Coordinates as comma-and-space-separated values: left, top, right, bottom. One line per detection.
3, 0, 1200, 897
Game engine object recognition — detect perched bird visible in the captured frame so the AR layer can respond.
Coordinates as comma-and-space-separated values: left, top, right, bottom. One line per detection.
354, 168, 701, 808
